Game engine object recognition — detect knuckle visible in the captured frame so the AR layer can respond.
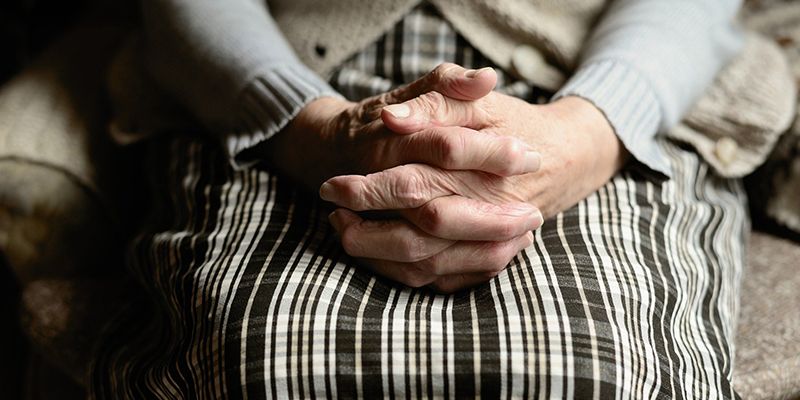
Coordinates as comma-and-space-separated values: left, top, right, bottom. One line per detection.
417, 91, 447, 119
495, 138, 527, 176
398, 235, 430, 262
392, 170, 429, 207
430, 131, 464, 168
332, 108, 352, 130
351, 101, 373, 124
360, 91, 395, 121
431, 63, 459, 88
430, 64, 450, 82
375, 92, 392, 106
339, 226, 364, 257
417, 201, 445, 235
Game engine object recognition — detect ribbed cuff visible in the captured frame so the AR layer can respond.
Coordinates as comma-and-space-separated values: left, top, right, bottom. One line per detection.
228, 64, 342, 169
554, 59, 671, 177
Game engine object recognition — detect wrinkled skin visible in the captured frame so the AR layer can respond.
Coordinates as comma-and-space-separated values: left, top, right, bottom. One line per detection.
268, 63, 626, 293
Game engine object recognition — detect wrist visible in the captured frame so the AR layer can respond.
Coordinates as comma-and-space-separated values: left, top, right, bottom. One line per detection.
547, 96, 629, 171
289, 96, 353, 139
547, 96, 612, 137
267, 96, 355, 189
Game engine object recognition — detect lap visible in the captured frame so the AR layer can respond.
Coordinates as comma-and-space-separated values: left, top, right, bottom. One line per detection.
90, 133, 746, 399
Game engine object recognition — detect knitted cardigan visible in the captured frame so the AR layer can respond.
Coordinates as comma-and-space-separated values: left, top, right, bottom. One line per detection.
127, 0, 796, 177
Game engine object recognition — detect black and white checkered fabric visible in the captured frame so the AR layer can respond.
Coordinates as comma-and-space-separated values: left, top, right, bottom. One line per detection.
91, 4, 746, 399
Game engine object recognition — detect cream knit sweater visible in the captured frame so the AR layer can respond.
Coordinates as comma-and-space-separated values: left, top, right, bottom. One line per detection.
132, 0, 796, 177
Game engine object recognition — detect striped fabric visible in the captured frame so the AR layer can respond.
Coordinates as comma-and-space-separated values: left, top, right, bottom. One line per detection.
90, 4, 747, 399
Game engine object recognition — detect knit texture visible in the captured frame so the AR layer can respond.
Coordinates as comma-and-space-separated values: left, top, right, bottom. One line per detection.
130, 0, 797, 178
273, 0, 746, 162
554, 60, 669, 175
742, 0, 800, 236
232, 65, 342, 167
669, 33, 796, 177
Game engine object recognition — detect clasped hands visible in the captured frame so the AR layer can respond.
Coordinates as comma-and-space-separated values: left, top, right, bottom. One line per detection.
268, 63, 627, 293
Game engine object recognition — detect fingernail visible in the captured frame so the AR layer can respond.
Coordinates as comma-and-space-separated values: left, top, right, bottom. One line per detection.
383, 104, 411, 119
525, 151, 542, 172
531, 210, 543, 229
328, 211, 343, 233
517, 138, 536, 152
320, 182, 335, 202
465, 67, 492, 79
525, 231, 534, 246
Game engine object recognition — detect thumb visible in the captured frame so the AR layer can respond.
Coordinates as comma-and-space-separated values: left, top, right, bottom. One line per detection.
385, 63, 497, 104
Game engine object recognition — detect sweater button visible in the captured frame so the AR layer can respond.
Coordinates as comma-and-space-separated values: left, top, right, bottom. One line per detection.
315, 44, 327, 58
510, 45, 565, 91
714, 137, 738, 166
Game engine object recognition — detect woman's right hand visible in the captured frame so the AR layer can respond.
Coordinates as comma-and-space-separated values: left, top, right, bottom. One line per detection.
266, 64, 545, 292
265, 63, 542, 190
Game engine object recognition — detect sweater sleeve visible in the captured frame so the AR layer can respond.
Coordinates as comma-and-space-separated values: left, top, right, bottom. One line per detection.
141, 0, 341, 167
554, 0, 744, 176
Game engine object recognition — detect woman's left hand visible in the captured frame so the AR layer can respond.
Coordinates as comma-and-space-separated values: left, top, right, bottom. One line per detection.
321, 86, 629, 292
322, 91, 628, 220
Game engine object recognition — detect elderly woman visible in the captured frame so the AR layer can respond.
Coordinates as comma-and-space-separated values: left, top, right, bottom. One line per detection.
94, 0, 753, 397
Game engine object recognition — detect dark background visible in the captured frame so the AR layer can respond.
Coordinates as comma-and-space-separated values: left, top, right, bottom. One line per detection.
0, 0, 90, 83
1, 1, 89, 398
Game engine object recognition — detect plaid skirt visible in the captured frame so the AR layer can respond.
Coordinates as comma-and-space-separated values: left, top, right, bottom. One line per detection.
90, 5, 747, 399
